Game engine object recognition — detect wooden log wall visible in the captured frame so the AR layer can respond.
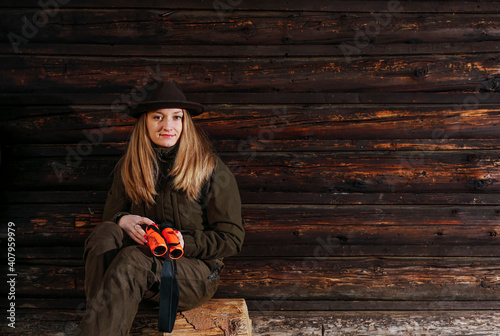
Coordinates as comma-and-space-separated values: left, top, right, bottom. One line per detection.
1, 1, 500, 334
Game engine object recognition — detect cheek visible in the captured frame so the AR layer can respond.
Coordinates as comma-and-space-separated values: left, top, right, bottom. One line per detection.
146, 120, 153, 131
146, 121, 159, 137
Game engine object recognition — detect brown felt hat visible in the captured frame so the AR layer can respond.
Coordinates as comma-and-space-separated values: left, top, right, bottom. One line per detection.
126, 80, 205, 118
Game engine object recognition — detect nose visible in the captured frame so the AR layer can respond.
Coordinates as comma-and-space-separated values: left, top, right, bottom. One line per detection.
160, 118, 172, 130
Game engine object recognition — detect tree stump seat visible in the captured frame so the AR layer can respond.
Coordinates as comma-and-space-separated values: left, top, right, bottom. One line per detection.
138, 299, 252, 336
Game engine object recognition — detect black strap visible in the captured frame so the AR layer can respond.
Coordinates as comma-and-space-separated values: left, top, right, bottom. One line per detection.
158, 258, 179, 332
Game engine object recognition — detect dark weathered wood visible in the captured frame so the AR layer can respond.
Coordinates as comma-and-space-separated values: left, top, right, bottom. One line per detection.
4, 204, 500, 253
6, 139, 500, 158
4, 257, 500, 300
2, 92, 500, 106
223, 257, 500, 301
9, 242, 500, 259
246, 299, 500, 312
0, 92, 500, 108
3, 55, 500, 94
2, 110, 500, 150
2, 1, 500, 13
4, 151, 500, 193
4, 190, 500, 206
10, 297, 500, 312
250, 311, 500, 336
2, 105, 500, 144
1, 2, 500, 333
2, 10, 500, 47
3, 308, 500, 336
4, 42, 500, 57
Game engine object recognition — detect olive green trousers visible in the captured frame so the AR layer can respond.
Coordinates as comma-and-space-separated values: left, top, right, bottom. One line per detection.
77, 221, 219, 336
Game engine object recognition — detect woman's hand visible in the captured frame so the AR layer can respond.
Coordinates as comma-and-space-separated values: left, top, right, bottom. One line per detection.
118, 215, 155, 245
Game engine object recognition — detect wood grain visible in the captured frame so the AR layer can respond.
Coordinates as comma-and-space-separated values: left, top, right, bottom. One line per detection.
3, 151, 499, 193
2, 55, 500, 94
3, 204, 500, 253
4, 257, 500, 301
2, 10, 500, 47
1, 2, 500, 334
2, 105, 500, 144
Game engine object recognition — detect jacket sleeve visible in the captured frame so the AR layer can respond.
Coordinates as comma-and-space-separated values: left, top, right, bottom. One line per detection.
102, 159, 131, 223
181, 159, 245, 260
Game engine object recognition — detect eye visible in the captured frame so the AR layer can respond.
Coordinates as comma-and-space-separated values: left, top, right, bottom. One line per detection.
174, 115, 183, 120
152, 115, 163, 120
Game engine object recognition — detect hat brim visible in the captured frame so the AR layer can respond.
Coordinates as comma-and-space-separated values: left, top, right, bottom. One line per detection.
127, 100, 205, 118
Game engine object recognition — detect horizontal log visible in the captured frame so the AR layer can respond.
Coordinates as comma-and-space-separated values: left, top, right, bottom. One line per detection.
8, 297, 500, 312
3, 151, 500, 192
1, 1, 500, 13
3, 308, 500, 336
251, 311, 500, 336
2, 308, 500, 336
246, 299, 500, 312
222, 257, 500, 301
2, 10, 500, 46
2, 105, 500, 143
6, 139, 500, 158
2, 92, 500, 106
3, 204, 500, 250
3, 257, 500, 300
4, 42, 500, 57
4, 190, 500, 206
8, 242, 500, 260
2, 55, 500, 94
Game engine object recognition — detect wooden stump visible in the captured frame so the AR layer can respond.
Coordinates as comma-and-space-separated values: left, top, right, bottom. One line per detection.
164, 299, 252, 336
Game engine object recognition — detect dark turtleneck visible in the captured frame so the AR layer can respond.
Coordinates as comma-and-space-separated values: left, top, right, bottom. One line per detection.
153, 143, 179, 188
154, 143, 178, 162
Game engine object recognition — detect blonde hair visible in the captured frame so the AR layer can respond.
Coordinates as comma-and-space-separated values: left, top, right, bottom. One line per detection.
120, 110, 216, 205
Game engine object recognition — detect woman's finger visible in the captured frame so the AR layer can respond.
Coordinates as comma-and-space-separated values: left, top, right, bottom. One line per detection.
128, 225, 143, 245
133, 223, 147, 244
174, 230, 185, 249
139, 217, 155, 226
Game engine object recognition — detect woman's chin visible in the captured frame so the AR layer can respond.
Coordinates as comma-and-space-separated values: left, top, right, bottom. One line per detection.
153, 139, 178, 148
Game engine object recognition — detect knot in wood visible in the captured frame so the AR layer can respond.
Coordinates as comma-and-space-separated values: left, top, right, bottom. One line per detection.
242, 24, 256, 35
336, 235, 348, 243
467, 178, 487, 190
413, 66, 429, 78
466, 153, 479, 162
480, 75, 500, 92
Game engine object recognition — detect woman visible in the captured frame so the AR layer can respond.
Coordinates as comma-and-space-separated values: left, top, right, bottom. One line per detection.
78, 80, 244, 335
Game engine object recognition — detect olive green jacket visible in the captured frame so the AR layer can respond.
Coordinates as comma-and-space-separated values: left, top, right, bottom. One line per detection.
102, 147, 244, 272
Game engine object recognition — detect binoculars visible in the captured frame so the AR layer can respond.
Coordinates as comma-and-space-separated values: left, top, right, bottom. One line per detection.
141, 222, 184, 260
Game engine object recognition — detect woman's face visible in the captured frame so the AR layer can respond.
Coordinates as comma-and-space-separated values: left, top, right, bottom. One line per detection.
146, 108, 184, 147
